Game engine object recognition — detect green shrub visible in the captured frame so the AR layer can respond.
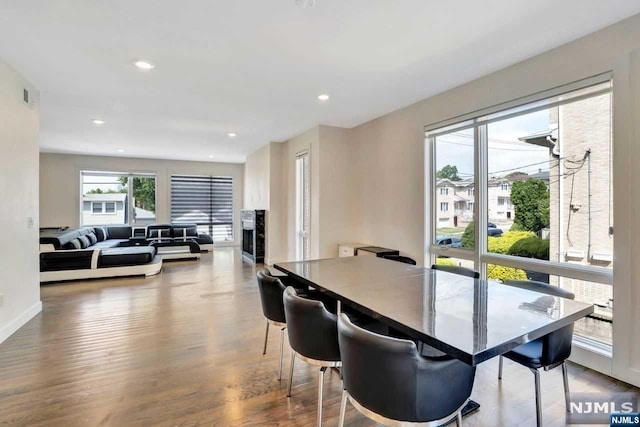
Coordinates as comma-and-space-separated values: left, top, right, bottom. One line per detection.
488, 231, 535, 254
508, 236, 550, 260
510, 222, 525, 232
435, 257, 457, 266
461, 221, 474, 248
487, 264, 528, 282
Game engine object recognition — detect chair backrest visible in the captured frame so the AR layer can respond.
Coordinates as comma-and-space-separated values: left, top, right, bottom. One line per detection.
503, 279, 575, 366
283, 287, 340, 362
256, 269, 287, 324
431, 264, 480, 279
338, 314, 475, 423
382, 254, 417, 265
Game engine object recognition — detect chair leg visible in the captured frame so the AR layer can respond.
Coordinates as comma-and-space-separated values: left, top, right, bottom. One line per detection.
338, 389, 348, 427
498, 355, 503, 380
561, 362, 570, 412
278, 328, 285, 381
262, 320, 269, 355
531, 368, 543, 427
456, 410, 463, 427
287, 353, 295, 397
317, 367, 327, 427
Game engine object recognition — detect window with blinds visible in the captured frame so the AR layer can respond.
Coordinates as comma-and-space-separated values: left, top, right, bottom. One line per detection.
170, 175, 234, 242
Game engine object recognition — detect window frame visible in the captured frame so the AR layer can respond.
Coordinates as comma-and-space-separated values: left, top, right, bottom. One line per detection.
80, 171, 157, 226
427, 74, 614, 284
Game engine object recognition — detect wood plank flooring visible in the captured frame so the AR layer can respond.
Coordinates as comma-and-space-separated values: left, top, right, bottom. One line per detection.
0, 247, 636, 426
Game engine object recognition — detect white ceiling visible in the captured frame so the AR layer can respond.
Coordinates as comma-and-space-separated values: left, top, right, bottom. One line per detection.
1, 1, 639, 163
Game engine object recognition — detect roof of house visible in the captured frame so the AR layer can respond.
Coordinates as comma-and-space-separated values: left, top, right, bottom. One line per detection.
83, 193, 126, 202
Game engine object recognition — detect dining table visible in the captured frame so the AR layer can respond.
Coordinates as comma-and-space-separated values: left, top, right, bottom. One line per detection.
274, 256, 594, 421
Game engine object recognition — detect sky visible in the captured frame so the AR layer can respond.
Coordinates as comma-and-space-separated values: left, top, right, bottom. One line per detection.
435, 109, 552, 179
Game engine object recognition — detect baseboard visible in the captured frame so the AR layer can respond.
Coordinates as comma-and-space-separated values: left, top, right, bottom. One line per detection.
0, 300, 43, 344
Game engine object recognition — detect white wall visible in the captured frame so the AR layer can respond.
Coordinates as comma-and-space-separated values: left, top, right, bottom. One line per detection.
40, 153, 244, 245
0, 60, 42, 343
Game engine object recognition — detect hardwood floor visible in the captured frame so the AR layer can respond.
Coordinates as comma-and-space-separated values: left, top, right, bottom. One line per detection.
0, 247, 636, 426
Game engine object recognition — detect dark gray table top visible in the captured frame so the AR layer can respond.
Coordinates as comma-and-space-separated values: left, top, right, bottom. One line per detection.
274, 256, 594, 365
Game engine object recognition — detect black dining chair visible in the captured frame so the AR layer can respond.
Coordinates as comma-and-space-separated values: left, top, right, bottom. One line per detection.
431, 263, 480, 279
337, 313, 476, 427
381, 254, 417, 265
256, 269, 288, 381
283, 287, 341, 427
498, 279, 576, 427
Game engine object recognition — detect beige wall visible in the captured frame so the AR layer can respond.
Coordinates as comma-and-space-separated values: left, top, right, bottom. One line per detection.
244, 125, 356, 262
0, 60, 41, 342
317, 125, 357, 258
243, 144, 270, 210
40, 153, 244, 246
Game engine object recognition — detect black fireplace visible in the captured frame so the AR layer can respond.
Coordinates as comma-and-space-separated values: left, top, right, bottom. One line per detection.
241, 209, 265, 263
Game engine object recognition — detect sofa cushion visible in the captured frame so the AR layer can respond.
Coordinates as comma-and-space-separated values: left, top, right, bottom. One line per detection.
99, 247, 157, 268
77, 235, 91, 249
105, 226, 133, 240
172, 224, 198, 238
196, 234, 214, 245
92, 239, 127, 249
63, 239, 82, 250
86, 232, 98, 245
93, 227, 108, 242
147, 224, 173, 239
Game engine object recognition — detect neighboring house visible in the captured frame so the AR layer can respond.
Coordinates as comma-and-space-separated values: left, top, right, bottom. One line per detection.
82, 193, 127, 226
435, 177, 515, 227
520, 93, 613, 322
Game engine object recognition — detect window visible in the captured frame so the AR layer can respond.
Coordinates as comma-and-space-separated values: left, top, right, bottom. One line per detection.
427, 76, 613, 348
434, 127, 475, 248
81, 172, 156, 226
170, 175, 233, 242
468, 202, 474, 211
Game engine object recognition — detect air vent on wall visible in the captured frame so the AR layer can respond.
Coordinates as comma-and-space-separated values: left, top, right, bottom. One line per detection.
23, 88, 29, 104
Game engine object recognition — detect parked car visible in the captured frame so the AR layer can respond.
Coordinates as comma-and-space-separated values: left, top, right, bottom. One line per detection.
488, 222, 497, 228
436, 236, 462, 247
487, 228, 503, 237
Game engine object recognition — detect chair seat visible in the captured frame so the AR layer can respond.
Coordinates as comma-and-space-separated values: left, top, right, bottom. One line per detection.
503, 338, 544, 369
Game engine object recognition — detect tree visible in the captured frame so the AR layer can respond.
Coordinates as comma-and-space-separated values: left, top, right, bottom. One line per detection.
436, 164, 461, 181
510, 179, 549, 232
461, 221, 474, 248
119, 177, 156, 211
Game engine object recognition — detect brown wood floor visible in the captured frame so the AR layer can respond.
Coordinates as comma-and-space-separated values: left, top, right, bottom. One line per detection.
0, 248, 636, 426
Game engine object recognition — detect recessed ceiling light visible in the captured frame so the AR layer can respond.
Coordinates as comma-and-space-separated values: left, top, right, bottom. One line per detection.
116, 149, 125, 153
318, 94, 330, 102
133, 60, 155, 70
92, 119, 105, 125
208, 155, 215, 158
227, 132, 237, 138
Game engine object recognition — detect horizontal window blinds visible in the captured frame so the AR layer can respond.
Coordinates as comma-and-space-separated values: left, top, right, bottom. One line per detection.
170, 175, 233, 242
